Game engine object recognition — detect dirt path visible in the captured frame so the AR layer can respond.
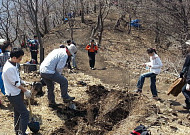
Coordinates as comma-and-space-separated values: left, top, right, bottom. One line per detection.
76, 48, 129, 89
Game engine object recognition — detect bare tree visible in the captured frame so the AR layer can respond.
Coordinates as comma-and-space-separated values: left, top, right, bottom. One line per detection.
114, 0, 141, 34
90, 0, 111, 47
80, 0, 85, 23
0, 0, 20, 42
22, 0, 44, 63
139, 0, 190, 54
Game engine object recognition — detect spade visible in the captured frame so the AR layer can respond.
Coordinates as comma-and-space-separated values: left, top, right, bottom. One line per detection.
28, 99, 40, 133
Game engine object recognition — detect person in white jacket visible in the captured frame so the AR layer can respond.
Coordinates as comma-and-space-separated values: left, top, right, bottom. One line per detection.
40, 44, 77, 108
134, 48, 163, 98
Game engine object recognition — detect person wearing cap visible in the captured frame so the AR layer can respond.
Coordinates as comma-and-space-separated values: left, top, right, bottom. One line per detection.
40, 44, 77, 108
85, 39, 98, 70
67, 40, 77, 69
180, 41, 190, 109
59, 44, 73, 71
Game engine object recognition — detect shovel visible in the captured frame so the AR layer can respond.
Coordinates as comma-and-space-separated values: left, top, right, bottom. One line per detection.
28, 99, 40, 133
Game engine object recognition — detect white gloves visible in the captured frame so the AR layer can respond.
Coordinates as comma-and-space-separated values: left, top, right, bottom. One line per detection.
21, 80, 26, 85
24, 90, 31, 99
186, 84, 190, 91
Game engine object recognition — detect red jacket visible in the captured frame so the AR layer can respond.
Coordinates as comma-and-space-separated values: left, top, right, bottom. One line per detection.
85, 43, 98, 52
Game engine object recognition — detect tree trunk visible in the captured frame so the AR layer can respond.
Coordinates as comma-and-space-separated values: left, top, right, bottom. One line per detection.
128, 16, 131, 34
94, 3, 96, 13
98, 15, 103, 47
155, 22, 160, 44
69, 19, 74, 40
33, 0, 44, 63
80, 0, 85, 23
62, 0, 65, 18
114, 14, 125, 29
43, 16, 49, 34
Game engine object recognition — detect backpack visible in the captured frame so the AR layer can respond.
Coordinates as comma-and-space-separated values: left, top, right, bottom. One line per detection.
130, 124, 151, 135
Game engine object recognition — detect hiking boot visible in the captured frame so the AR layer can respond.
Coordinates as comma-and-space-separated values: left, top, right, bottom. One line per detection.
152, 96, 160, 100
48, 101, 58, 108
182, 104, 190, 109
63, 97, 75, 103
134, 89, 142, 93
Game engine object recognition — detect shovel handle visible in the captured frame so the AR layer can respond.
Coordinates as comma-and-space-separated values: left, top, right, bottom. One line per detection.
28, 99, 33, 118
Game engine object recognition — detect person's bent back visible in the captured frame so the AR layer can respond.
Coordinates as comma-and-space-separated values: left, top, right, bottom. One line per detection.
40, 45, 77, 108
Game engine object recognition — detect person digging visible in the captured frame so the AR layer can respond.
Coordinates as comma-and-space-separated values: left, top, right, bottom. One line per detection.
2, 49, 31, 135
40, 44, 77, 108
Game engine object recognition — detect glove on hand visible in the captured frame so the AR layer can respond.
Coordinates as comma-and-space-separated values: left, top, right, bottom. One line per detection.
186, 84, 190, 91
24, 90, 31, 99
21, 80, 26, 85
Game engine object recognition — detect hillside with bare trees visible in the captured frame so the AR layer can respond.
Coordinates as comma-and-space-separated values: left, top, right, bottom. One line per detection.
1, 0, 190, 135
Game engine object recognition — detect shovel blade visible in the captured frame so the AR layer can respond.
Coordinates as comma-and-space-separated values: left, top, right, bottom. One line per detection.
28, 121, 40, 133
68, 103, 77, 110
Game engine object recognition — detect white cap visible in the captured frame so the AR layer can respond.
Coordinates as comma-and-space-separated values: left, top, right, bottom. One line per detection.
185, 40, 190, 45
67, 44, 77, 56
0, 39, 5, 45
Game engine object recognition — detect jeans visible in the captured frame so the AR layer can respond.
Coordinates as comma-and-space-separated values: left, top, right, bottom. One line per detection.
72, 54, 77, 68
7, 93, 29, 134
88, 52, 96, 68
41, 72, 70, 103
137, 72, 158, 96
0, 72, 5, 95
182, 84, 190, 105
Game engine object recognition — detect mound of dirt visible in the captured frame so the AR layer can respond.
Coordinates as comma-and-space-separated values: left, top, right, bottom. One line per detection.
51, 85, 138, 135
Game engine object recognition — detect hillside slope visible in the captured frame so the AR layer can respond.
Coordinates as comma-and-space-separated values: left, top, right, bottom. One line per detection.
0, 12, 189, 135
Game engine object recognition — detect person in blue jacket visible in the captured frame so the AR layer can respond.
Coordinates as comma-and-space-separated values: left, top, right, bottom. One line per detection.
0, 41, 12, 95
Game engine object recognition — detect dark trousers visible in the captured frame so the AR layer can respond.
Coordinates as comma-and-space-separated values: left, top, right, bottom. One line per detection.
31, 51, 38, 64
41, 72, 70, 103
88, 52, 96, 68
7, 93, 29, 135
182, 84, 190, 105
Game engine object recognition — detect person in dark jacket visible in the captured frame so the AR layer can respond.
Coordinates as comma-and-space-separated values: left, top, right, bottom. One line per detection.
29, 35, 39, 64
180, 46, 190, 109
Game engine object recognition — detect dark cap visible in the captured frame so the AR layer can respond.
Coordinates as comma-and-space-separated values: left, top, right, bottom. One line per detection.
59, 44, 65, 48
91, 39, 95, 42
67, 40, 71, 44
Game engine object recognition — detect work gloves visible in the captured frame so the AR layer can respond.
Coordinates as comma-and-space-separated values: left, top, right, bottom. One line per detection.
24, 90, 31, 99
21, 80, 26, 85
21, 80, 30, 86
